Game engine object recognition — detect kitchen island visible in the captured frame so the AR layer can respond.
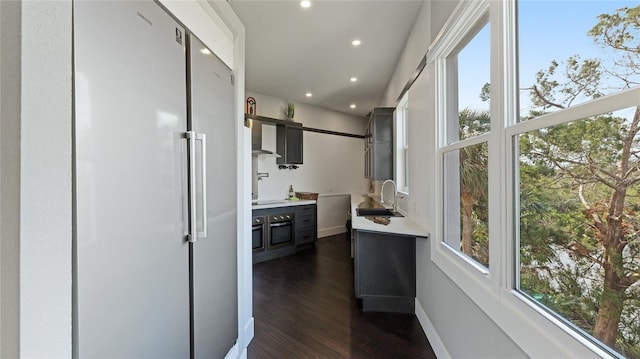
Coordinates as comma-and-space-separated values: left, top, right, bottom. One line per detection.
350, 193, 429, 314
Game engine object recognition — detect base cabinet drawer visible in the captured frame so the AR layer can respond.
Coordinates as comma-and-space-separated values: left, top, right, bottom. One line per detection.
296, 228, 316, 245
295, 204, 317, 247
297, 213, 315, 229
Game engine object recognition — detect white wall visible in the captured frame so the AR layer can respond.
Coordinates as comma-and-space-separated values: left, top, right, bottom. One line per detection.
380, 1, 527, 358
316, 194, 351, 238
0, 1, 74, 356
249, 91, 367, 200
248, 92, 367, 236
256, 125, 366, 199
248, 91, 366, 135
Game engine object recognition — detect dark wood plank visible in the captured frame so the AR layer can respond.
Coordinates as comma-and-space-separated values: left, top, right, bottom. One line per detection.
248, 233, 437, 359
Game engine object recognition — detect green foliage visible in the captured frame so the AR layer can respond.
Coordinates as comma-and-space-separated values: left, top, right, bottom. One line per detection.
530, 56, 602, 110
589, 6, 640, 86
480, 82, 491, 102
518, 111, 640, 356
285, 102, 295, 119
458, 109, 490, 267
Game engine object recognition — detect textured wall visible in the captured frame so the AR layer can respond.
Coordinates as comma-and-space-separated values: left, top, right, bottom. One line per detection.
19, 1, 73, 356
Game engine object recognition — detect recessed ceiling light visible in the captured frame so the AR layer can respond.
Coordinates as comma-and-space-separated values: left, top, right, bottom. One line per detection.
350, 77, 358, 82
300, 0, 311, 8
305, 92, 312, 97
350, 104, 356, 109
200, 48, 211, 55
352, 39, 361, 46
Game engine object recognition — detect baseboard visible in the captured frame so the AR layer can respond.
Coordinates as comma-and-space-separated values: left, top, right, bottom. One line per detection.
242, 317, 254, 349
226, 316, 253, 359
237, 347, 248, 359
415, 298, 451, 359
318, 225, 347, 238
224, 341, 239, 359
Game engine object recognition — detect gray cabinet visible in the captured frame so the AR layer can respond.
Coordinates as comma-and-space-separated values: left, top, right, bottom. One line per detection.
252, 203, 317, 263
295, 204, 317, 247
252, 206, 297, 264
277, 123, 303, 164
364, 107, 394, 180
354, 230, 416, 313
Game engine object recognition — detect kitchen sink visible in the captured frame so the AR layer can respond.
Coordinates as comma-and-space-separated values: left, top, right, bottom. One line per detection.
355, 207, 404, 217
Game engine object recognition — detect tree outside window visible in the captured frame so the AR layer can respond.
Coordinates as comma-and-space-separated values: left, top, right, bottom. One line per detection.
442, 21, 490, 268
516, 3, 640, 357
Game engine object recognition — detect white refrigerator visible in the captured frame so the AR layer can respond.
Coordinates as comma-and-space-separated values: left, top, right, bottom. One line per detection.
74, 1, 237, 357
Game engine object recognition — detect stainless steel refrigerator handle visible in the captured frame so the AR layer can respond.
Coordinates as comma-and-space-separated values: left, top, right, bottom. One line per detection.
196, 133, 207, 239
186, 131, 198, 243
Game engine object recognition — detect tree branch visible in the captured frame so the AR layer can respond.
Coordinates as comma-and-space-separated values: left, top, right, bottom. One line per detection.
530, 84, 566, 109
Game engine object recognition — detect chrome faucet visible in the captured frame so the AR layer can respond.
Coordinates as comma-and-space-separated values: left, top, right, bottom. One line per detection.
380, 179, 398, 213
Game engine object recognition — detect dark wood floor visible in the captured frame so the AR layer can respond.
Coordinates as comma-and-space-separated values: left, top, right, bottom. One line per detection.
248, 233, 436, 359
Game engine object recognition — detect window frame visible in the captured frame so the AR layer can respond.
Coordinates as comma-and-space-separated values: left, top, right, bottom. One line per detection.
507, 89, 640, 359
429, 0, 618, 357
395, 92, 410, 194
433, 0, 495, 279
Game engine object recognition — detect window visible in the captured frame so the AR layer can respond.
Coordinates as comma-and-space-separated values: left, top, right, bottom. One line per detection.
515, 2, 640, 357
395, 92, 409, 193
518, 1, 640, 120
441, 18, 491, 269
431, 0, 640, 357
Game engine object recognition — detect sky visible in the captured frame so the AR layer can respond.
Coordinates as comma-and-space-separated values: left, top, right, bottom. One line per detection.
457, 0, 638, 118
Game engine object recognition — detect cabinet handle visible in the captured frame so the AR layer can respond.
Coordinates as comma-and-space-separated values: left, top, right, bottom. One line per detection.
270, 222, 292, 228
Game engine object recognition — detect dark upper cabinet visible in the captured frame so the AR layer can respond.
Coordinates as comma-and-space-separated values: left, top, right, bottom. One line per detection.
364, 107, 394, 180
277, 123, 303, 164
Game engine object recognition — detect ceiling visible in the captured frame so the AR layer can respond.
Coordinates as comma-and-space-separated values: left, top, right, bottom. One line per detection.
228, 0, 424, 118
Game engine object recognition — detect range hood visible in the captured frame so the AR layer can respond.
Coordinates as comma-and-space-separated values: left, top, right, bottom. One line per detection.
251, 120, 281, 157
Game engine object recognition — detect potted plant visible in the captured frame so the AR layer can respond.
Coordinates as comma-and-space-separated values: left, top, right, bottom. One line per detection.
285, 102, 295, 120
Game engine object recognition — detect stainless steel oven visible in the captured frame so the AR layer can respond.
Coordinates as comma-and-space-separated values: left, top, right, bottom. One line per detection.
267, 213, 294, 249
252, 215, 267, 253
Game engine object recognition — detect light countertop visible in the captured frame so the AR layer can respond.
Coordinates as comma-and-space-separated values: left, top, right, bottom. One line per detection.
350, 193, 429, 238
252, 199, 316, 210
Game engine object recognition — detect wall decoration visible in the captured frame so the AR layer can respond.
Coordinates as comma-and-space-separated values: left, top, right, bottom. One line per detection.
246, 97, 256, 115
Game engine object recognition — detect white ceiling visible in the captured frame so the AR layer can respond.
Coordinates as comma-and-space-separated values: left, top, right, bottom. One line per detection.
228, 0, 424, 118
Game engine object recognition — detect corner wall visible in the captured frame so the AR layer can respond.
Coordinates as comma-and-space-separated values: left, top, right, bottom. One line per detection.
1, 1, 74, 356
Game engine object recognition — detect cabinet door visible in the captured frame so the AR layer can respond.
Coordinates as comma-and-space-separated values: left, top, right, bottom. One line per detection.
295, 205, 317, 245
373, 141, 393, 180
286, 126, 303, 164
277, 124, 303, 164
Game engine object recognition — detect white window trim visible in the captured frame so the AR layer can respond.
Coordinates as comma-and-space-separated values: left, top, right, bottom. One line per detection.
429, 0, 619, 357
395, 92, 410, 194
434, 0, 495, 277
